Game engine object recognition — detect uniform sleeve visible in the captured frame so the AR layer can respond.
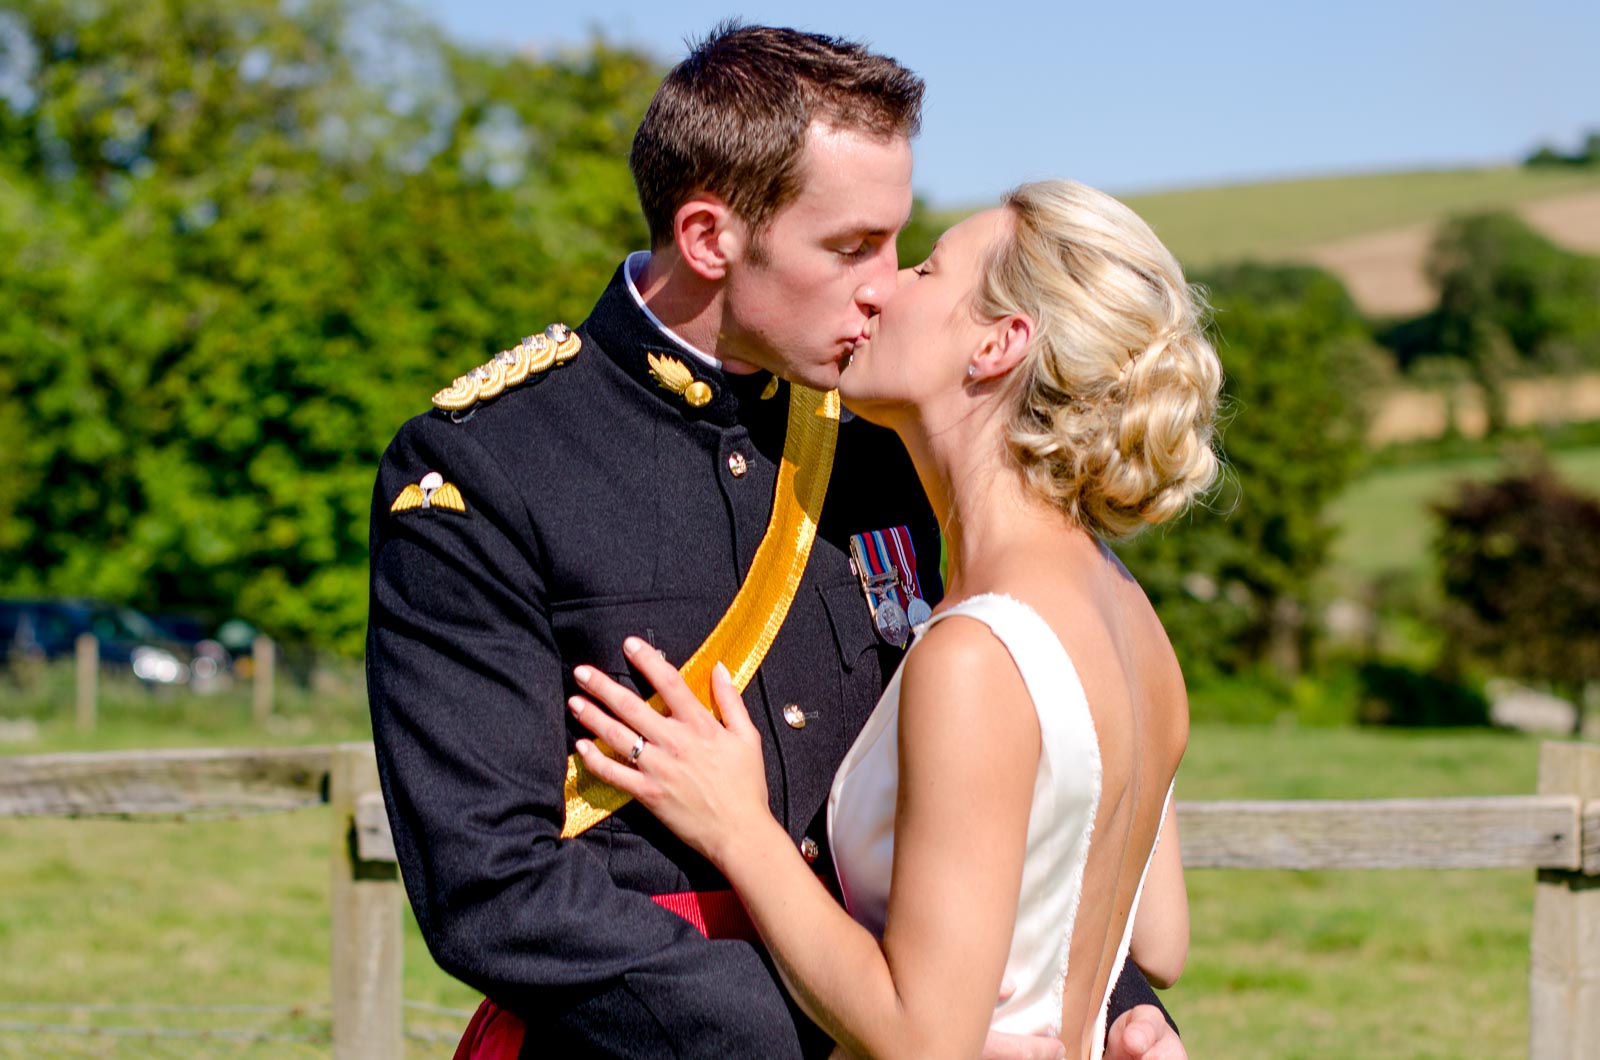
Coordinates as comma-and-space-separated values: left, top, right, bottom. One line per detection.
1105, 958, 1177, 1041
367, 413, 804, 1056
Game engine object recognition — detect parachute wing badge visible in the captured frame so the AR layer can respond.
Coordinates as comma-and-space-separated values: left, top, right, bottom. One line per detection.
390, 471, 467, 515
647, 352, 713, 408
430, 481, 466, 513
433, 323, 580, 417
389, 484, 425, 513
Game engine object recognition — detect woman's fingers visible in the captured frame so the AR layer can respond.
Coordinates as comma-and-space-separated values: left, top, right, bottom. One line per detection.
572, 664, 672, 745
710, 661, 757, 737
622, 637, 716, 728
567, 692, 646, 761
574, 736, 650, 798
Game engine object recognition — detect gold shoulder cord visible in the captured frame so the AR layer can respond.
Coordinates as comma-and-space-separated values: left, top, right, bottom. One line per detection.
561, 384, 840, 838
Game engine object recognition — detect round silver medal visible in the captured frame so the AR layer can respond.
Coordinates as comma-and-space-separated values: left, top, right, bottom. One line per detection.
874, 597, 911, 647
905, 597, 933, 628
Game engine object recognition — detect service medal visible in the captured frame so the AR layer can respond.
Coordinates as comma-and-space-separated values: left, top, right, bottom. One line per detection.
848, 525, 936, 647
873, 595, 911, 647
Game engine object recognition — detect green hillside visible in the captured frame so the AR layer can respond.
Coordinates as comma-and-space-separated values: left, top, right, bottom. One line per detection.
925, 166, 1600, 265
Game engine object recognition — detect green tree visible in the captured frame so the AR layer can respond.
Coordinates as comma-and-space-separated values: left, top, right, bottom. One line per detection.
1423, 213, 1600, 427
1116, 264, 1374, 677
1434, 466, 1600, 732
0, 0, 658, 653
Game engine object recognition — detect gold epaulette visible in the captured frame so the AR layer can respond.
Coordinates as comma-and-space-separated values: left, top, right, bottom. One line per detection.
432, 323, 581, 414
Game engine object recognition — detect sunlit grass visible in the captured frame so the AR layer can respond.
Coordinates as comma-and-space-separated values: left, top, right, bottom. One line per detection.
0, 720, 1554, 1058
1327, 445, 1600, 582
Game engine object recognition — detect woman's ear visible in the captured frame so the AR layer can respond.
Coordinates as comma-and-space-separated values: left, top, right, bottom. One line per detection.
673, 194, 736, 280
971, 314, 1035, 382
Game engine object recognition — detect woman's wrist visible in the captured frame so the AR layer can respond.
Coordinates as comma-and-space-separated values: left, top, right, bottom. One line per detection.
711, 812, 793, 879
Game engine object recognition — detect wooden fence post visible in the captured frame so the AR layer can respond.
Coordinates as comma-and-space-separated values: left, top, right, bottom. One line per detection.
74, 634, 97, 734
252, 635, 275, 724
330, 744, 404, 1059
1530, 741, 1600, 1059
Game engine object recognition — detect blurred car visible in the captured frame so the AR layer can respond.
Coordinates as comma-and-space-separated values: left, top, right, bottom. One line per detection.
148, 612, 236, 690
0, 599, 193, 686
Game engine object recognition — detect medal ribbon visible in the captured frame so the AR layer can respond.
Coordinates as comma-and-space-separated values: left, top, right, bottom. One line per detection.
881, 526, 924, 603
849, 526, 925, 615
560, 385, 841, 838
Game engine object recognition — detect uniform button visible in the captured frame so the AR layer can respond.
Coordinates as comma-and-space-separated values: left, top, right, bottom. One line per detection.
800, 837, 820, 863
727, 452, 748, 477
782, 703, 807, 730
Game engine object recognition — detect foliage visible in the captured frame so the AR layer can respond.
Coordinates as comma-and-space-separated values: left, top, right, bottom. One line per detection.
1185, 666, 1360, 726
1327, 443, 1600, 583
1116, 263, 1374, 678
1353, 660, 1489, 727
1433, 464, 1600, 727
1430, 213, 1600, 372
1381, 213, 1600, 423
896, 195, 944, 273
0, 0, 660, 652
1524, 129, 1600, 168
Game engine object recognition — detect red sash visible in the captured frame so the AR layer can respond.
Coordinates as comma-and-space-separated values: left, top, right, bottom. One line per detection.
453, 890, 756, 1059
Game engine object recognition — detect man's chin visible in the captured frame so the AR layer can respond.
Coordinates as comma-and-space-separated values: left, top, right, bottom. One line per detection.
785, 362, 843, 392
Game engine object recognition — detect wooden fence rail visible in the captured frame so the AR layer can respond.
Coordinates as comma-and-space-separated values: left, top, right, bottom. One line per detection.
2, 741, 1597, 1058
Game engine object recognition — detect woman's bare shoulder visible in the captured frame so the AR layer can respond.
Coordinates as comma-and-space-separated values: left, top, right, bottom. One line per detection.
897, 614, 1041, 753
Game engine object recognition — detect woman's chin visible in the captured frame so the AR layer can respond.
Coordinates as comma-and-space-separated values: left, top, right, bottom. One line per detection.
837, 388, 897, 429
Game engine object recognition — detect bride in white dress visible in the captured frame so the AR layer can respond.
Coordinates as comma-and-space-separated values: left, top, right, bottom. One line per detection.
570, 179, 1221, 1060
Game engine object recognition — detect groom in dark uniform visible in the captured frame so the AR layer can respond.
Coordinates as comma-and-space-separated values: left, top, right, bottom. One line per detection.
368, 23, 1182, 1060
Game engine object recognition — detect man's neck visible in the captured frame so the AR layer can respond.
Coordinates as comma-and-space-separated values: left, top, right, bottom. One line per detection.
636, 250, 762, 375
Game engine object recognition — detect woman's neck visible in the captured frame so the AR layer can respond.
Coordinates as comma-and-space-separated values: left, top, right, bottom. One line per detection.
891, 404, 1084, 602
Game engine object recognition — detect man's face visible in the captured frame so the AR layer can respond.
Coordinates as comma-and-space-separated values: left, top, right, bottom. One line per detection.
719, 123, 914, 389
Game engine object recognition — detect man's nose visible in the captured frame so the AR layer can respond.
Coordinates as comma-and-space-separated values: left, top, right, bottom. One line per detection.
855, 258, 900, 314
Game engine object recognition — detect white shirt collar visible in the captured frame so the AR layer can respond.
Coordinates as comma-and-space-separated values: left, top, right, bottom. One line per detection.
624, 251, 720, 369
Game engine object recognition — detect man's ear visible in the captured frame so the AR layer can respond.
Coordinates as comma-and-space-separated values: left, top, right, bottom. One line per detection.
673, 194, 736, 280
972, 315, 1035, 382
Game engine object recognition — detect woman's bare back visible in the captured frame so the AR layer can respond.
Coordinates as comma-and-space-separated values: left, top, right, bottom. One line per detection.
966, 530, 1188, 1058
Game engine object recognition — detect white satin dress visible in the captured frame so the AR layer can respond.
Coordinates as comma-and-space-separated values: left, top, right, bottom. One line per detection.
827, 593, 1166, 1058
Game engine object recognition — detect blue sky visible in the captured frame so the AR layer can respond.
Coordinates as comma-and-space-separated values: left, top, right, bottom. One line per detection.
413, 0, 1598, 207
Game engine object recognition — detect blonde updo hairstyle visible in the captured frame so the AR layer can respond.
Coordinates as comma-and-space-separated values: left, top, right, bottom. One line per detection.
976, 180, 1223, 540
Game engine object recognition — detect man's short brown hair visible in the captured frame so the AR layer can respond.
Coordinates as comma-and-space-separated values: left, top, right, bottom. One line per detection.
629, 22, 924, 249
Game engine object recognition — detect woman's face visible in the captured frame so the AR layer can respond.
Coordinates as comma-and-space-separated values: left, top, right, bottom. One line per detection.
839, 207, 1011, 425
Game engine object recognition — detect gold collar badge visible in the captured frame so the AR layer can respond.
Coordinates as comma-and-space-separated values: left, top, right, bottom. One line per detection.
432, 323, 580, 415
647, 352, 713, 408
390, 471, 466, 514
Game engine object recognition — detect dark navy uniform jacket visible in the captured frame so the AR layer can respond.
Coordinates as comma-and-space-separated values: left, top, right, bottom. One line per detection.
367, 264, 1165, 1057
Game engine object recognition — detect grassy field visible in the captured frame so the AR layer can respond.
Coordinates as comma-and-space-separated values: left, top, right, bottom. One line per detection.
0, 717, 1553, 1058
1326, 444, 1600, 582
928, 166, 1600, 267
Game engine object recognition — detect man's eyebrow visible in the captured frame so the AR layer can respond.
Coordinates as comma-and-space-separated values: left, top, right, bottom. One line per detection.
824, 221, 900, 240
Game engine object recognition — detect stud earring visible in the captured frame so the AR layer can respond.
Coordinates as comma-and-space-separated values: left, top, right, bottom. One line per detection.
967, 364, 978, 379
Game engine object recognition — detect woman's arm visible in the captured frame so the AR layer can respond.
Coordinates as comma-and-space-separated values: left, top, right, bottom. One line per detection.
570, 626, 1042, 1060
1128, 793, 1188, 989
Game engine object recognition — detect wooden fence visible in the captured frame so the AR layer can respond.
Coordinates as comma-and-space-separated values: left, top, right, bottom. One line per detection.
2, 741, 1597, 1058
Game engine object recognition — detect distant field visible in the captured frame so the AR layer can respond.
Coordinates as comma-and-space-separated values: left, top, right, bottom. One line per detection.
1327, 445, 1600, 581
0, 723, 1552, 1058
1127, 167, 1600, 265
928, 166, 1600, 270
1303, 187, 1600, 315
